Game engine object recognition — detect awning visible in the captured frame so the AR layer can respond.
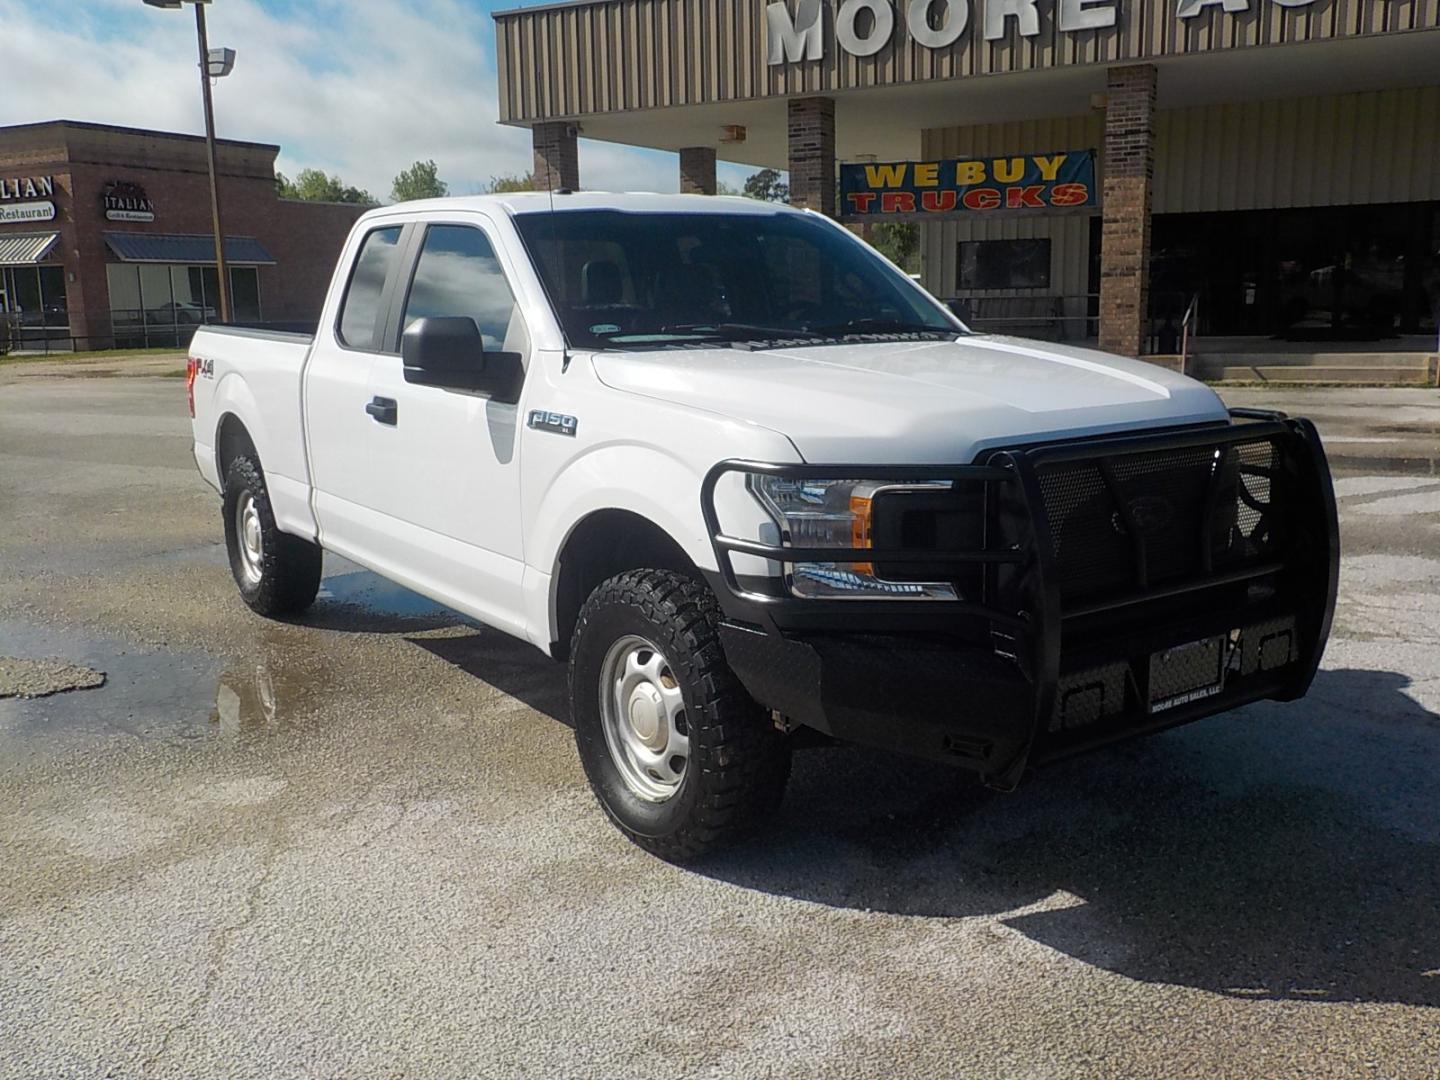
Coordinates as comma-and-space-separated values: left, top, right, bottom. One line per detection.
104, 232, 277, 266
0, 232, 61, 266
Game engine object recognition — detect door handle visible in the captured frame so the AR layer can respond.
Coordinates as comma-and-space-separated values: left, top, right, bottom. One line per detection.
365, 397, 398, 426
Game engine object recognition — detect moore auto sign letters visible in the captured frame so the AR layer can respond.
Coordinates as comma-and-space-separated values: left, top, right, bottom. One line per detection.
768, 0, 1323, 61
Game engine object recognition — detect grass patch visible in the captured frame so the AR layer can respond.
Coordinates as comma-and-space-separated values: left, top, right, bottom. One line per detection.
0, 347, 184, 366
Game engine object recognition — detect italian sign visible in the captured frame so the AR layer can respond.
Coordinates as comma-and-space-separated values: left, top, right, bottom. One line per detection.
0, 175, 54, 201
0, 202, 56, 224
102, 181, 156, 223
0, 175, 59, 222
840, 150, 1097, 218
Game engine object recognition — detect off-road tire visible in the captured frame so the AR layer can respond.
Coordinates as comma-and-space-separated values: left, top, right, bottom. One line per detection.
222, 454, 323, 617
569, 569, 791, 862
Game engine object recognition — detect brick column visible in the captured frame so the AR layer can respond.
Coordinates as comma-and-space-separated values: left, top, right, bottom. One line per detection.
678, 147, 717, 195
787, 97, 836, 217
532, 121, 579, 192
1098, 64, 1157, 358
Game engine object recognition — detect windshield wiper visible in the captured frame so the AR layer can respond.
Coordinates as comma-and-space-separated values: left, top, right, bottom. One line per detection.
814, 318, 960, 336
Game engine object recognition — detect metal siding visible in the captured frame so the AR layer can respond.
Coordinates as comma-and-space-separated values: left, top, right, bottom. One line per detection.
1146, 86, 1440, 213
918, 86, 1439, 293
495, 2, 1440, 122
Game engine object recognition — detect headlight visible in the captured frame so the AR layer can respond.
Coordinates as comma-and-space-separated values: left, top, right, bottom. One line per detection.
747, 474, 958, 600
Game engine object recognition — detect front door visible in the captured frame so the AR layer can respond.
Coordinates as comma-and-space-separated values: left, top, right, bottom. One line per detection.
361, 216, 532, 636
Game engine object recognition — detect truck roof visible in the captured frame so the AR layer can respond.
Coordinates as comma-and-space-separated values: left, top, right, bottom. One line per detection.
359, 191, 805, 220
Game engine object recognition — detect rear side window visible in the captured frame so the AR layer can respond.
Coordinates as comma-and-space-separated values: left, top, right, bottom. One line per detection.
401, 225, 518, 350
337, 226, 403, 350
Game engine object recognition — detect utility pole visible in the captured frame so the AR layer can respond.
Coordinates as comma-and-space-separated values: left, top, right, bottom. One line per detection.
143, 0, 234, 324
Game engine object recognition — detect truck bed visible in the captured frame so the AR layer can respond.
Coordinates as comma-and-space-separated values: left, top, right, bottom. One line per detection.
189, 324, 319, 542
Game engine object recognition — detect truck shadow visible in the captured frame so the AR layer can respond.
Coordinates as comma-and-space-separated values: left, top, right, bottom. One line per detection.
698, 668, 1440, 1008
407, 631, 572, 728
400, 623, 1439, 1006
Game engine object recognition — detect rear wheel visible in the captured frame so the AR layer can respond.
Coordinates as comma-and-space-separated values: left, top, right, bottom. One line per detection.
222, 454, 323, 617
569, 569, 791, 862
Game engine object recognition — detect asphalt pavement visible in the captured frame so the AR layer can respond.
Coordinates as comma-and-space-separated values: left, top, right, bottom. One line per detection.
1, 371, 1437, 1078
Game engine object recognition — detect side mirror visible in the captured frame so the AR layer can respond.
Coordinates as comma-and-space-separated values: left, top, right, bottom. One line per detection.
401, 316, 523, 401
402, 316, 485, 376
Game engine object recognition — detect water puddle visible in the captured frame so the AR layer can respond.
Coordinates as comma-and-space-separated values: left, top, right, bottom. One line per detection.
310, 565, 467, 632
0, 618, 221, 752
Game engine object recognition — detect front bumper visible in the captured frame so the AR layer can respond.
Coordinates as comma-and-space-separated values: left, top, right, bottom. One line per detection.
701, 410, 1339, 788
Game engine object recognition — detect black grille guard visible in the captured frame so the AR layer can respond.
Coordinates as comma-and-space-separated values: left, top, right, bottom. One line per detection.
700, 408, 1341, 787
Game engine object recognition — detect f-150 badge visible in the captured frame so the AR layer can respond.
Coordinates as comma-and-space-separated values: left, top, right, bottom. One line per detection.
528, 410, 578, 437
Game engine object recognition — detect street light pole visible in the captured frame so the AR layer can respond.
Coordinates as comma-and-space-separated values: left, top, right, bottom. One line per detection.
192, 3, 231, 323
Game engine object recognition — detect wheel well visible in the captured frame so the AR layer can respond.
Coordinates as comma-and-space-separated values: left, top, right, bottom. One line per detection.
552, 509, 698, 660
215, 414, 257, 491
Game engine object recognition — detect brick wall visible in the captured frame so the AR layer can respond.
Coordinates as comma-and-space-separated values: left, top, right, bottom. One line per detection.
787, 98, 836, 217
678, 147, 717, 195
1098, 64, 1157, 358
0, 124, 364, 348
532, 122, 580, 191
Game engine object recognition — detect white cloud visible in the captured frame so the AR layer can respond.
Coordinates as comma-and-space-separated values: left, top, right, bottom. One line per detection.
0, 0, 751, 199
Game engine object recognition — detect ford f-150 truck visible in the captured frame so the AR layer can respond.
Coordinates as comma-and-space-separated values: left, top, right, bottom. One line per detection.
188, 193, 1338, 861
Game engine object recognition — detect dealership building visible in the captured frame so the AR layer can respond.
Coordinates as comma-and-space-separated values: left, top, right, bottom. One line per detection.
0, 121, 365, 352
495, 0, 1439, 368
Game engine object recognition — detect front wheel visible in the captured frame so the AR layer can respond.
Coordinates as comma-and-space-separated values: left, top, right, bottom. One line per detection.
569, 569, 791, 862
222, 454, 323, 618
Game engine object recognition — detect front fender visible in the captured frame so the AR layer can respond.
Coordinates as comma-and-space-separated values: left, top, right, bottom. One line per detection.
530, 443, 718, 578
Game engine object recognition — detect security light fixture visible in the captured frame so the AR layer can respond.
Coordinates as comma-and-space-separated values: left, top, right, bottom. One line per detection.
207, 48, 236, 78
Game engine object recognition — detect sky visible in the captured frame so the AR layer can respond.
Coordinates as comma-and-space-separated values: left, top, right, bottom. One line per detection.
0, 0, 761, 200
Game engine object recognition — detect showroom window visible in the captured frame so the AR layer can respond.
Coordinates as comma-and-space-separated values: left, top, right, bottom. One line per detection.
0, 265, 68, 351
957, 239, 1052, 291
107, 263, 262, 347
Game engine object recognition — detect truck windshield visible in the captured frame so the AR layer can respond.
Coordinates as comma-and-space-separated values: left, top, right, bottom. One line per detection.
513, 208, 961, 349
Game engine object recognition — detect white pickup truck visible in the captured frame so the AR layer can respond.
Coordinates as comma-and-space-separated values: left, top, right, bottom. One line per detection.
188, 193, 1338, 860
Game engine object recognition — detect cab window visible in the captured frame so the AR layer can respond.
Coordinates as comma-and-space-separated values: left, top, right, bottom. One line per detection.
401, 224, 519, 351
336, 226, 403, 350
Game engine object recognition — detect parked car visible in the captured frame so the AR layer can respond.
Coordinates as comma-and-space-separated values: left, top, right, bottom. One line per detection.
187, 194, 1339, 860
151, 300, 216, 326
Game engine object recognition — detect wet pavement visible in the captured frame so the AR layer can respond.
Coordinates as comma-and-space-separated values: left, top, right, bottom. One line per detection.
0, 377, 1437, 1078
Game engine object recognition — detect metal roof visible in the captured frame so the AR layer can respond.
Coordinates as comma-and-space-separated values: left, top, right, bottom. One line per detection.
0, 232, 60, 266
103, 232, 277, 266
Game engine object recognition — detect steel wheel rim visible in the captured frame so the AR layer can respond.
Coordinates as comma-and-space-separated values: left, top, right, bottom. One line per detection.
236, 491, 264, 586
598, 634, 690, 802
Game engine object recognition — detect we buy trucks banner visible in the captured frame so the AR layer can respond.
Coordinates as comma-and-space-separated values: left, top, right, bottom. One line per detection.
840, 150, 1097, 218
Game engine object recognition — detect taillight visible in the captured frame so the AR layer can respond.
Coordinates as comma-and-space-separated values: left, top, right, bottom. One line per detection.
185, 357, 198, 418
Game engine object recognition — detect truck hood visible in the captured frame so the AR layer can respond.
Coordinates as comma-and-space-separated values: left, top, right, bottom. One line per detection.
590, 335, 1229, 464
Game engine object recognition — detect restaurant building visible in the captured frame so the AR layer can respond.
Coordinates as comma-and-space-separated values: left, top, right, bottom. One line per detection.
494, 0, 1440, 365
0, 121, 366, 353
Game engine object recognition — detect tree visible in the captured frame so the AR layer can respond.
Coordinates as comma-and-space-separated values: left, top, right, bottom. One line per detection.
715, 180, 743, 197
870, 222, 921, 275
276, 168, 377, 206
742, 168, 789, 203
391, 159, 449, 203
485, 173, 536, 194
